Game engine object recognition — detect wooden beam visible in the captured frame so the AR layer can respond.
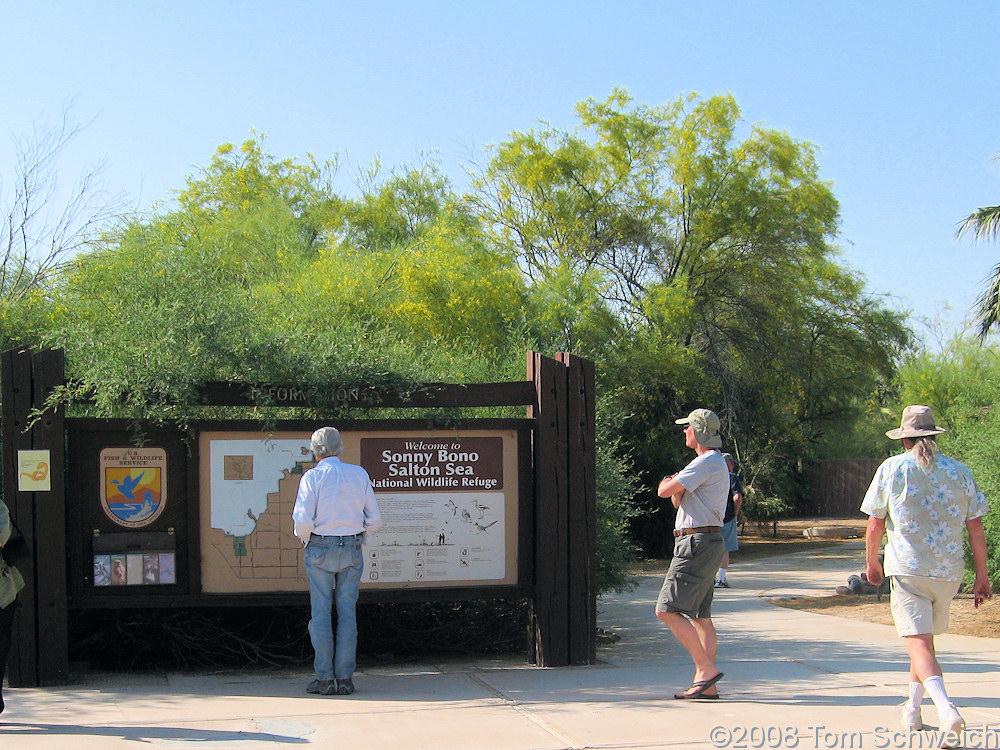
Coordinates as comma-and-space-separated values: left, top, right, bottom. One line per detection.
195, 380, 537, 409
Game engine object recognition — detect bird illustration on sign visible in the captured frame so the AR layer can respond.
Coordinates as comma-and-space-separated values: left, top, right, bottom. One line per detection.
111, 471, 145, 500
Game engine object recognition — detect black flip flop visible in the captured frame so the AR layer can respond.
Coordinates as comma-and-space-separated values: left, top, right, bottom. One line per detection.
674, 671, 724, 699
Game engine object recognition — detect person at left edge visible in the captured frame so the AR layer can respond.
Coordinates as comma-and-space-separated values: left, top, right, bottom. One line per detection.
292, 427, 382, 697
0, 498, 26, 715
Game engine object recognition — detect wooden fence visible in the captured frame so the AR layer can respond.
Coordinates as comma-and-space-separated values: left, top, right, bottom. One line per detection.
803, 458, 882, 518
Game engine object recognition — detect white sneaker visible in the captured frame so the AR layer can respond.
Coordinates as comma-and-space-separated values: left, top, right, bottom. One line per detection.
899, 700, 922, 730
937, 704, 965, 747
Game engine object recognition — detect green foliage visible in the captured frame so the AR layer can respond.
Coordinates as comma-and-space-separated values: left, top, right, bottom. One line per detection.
0, 289, 56, 353
594, 395, 642, 592
739, 486, 794, 530
337, 161, 450, 252
524, 261, 624, 355
279, 162, 530, 356
44, 139, 527, 423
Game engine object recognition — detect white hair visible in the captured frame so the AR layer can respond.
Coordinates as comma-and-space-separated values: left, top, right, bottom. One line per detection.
911, 436, 939, 468
310, 427, 343, 457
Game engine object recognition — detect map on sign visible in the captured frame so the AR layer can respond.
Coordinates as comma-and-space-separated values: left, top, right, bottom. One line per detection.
208, 438, 312, 537
200, 434, 314, 593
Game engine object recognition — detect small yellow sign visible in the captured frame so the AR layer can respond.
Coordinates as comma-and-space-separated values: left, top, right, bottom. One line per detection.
17, 450, 51, 492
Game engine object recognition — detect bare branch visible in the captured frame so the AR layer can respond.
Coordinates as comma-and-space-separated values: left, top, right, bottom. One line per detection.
1, 106, 129, 301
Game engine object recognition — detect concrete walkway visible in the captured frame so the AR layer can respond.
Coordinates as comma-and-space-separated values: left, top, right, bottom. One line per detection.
3, 542, 999, 749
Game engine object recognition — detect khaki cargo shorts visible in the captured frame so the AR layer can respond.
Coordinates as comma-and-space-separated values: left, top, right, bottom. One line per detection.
655, 531, 725, 619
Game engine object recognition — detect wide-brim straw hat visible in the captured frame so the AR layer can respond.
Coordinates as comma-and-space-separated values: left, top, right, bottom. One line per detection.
885, 405, 948, 440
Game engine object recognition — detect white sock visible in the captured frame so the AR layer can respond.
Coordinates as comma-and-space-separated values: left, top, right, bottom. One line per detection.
716, 568, 727, 583
922, 675, 952, 713
908, 681, 924, 709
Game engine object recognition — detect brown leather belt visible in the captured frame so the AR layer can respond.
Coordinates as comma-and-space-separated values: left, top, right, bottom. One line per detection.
673, 526, 722, 537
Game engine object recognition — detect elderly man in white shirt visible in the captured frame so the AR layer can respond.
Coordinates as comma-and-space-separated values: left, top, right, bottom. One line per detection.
292, 427, 382, 696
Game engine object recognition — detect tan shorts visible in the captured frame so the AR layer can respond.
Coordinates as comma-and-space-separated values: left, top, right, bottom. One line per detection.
890, 575, 961, 637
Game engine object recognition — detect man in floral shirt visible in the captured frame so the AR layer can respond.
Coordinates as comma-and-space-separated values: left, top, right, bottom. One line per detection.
862, 405, 991, 745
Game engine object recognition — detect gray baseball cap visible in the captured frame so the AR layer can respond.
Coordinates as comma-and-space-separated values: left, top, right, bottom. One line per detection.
675, 408, 723, 448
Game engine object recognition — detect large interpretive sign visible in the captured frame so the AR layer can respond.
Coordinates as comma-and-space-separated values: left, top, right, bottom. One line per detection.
199, 429, 520, 594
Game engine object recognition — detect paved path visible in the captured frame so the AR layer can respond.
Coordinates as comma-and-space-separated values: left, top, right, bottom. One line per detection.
3, 542, 999, 748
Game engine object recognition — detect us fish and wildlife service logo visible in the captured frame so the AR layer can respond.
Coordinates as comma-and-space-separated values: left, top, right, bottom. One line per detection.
100, 448, 168, 528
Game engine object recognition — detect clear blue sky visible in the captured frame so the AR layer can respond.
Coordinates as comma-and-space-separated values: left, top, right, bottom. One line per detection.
3, 1, 998, 341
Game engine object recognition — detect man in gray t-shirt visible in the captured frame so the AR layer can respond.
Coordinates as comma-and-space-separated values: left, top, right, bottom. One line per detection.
655, 408, 729, 700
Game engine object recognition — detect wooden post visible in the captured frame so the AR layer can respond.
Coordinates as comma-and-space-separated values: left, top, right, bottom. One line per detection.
29, 348, 69, 684
2, 348, 37, 686
526, 351, 596, 667
1, 347, 69, 686
527, 351, 569, 666
559, 352, 597, 665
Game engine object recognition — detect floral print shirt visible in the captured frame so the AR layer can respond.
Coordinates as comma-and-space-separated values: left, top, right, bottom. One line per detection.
861, 451, 989, 581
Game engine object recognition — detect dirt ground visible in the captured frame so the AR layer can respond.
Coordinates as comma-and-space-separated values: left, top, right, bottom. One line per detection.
772, 592, 1000, 638
630, 518, 999, 639
629, 518, 868, 576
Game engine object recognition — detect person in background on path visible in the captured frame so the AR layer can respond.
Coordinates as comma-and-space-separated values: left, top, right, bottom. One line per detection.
862, 405, 991, 744
292, 427, 382, 697
654, 408, 729, 700
715, 452, 744, 588
0, 498, 26, 715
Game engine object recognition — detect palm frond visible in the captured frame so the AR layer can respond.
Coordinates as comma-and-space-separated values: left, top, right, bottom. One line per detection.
975, 262, 1000, 341
957, 205, 1000, 243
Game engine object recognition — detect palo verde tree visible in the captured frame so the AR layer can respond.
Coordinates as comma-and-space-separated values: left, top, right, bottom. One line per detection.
321, 162, 529, 355
45, 137, 358, 414
48, 139, 528, 410
472, 90, 911, 548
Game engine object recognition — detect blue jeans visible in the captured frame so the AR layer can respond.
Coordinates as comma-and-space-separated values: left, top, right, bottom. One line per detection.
304, 534, 364, 680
